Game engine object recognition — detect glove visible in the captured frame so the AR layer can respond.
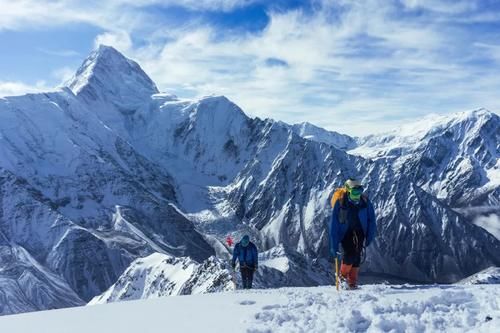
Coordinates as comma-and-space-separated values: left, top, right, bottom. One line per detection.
328, 249, 337, 262
329, 251, 341, 263
231, 262, 236, 269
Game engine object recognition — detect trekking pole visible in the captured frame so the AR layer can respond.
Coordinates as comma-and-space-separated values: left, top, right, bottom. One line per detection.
225, 235, 237, 290
335, 256, 339, 291
232, 263, 239, 290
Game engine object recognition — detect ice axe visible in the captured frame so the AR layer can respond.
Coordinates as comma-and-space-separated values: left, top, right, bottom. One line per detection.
334, 252, 341, 291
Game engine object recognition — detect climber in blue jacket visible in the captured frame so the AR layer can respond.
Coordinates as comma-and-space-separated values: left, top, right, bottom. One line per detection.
330, 178, 377, 289
232, 235, 258, 289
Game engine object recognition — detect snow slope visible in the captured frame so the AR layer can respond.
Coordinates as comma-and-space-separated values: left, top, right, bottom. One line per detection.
0, 285, 499, 333
459, 266, 500, 285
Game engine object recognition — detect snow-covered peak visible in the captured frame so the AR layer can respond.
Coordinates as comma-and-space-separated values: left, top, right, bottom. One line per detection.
66, 45, 158, 107
403, 108, 495, 139
194, 95, 248, 125
291, 121, 357, 150
451, 107, 495, 122
351, 108, 498, 159
351, 107, 498, 208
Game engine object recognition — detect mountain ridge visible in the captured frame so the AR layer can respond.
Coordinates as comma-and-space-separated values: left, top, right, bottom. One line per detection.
0, 45, 498, 315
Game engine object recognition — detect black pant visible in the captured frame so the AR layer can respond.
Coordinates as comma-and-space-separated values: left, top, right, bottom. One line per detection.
341, 229, 365, 267
240, 266, 255, 289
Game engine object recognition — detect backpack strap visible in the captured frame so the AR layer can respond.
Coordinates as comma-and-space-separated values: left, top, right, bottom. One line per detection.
331, 188, 348, 208
338, 191, 349, 224
341, 191, 348, 209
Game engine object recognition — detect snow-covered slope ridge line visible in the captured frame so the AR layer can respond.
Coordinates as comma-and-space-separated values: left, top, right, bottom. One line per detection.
1, 285, 499, 333
352, 109, 496, 159
458, 266, 500, 285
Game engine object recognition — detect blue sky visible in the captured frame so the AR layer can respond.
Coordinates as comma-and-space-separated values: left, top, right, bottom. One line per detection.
1, 0, 500, 135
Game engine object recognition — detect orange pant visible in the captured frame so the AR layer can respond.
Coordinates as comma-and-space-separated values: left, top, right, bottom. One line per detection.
340, 263, 359, 287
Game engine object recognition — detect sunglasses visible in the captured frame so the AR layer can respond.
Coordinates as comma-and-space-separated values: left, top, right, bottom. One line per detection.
348, 186, 364, 194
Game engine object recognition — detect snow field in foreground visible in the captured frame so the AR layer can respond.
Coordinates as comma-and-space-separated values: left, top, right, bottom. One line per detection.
0, 285, 498, 333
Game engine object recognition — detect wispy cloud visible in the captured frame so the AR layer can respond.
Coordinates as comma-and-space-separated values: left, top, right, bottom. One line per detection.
52, 67, 77, 85
400, 0, 477, 14
0, 0, 153, 32
0, 0, 258, 31
38, 48, 80, 57
0, 81, 52, 97
150, 0, 260, 12
94, 31, 133, 51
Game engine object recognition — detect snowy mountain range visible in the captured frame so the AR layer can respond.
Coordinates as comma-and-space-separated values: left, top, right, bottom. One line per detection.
0, 45, 498, 315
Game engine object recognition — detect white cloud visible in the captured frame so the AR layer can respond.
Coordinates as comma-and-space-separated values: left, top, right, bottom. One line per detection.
0, 70, 76, 99
0, 0, 157, 34
38, 48, 80, 57
0, 0, 100, 31
52, 67, 77, 86
401, 0, 477, 14
0, 81, 52, 97
154, 0, 258, 12
474, 42, 500, 62
0, 0, 258, 31
95, 31, 133, 53
474, 214, 500, 241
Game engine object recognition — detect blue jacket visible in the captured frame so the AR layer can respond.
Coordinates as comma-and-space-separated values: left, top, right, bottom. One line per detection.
330, 196, 377, 256
232, 242, 258, 268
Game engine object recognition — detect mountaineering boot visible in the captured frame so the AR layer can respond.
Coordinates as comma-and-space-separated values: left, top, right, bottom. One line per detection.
338, 276, 349, 289
339, 263, 352, 289
340, 263, 352, 279
348, 267, 359, 289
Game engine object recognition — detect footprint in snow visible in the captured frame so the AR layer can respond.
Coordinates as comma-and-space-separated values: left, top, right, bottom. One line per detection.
240, 300, 256, 305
